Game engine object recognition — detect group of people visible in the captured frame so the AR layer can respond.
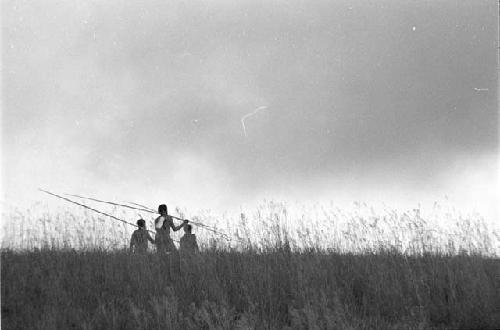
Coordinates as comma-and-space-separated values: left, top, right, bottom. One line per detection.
129, 204, 199, 254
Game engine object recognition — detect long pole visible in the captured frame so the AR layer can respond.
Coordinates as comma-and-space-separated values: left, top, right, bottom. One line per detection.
66, 194, 155, 214
39, 189, 156, 236
68, 194, 232, 241
42, 189, 248, 245
125, 201, 155, 211
126, 203, 233, 241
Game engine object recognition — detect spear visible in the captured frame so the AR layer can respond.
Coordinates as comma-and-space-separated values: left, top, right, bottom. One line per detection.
125, 202, 233, 241
66, 193, 155, 214
39, 189, 157, 237
66, 193, 233, 241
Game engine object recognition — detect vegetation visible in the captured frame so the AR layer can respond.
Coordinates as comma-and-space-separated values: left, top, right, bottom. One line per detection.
1, 202, 499, 329
2, 248, 499, 329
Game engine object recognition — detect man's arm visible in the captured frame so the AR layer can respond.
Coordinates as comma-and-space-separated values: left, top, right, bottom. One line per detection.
170, 217, 188, 231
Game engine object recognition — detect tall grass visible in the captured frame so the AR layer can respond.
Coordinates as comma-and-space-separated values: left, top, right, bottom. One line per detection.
2, 200, 498, 255
1, 201, 499, 329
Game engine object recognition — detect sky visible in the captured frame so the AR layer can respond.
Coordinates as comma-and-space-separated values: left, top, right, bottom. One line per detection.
2, 0, 498, 221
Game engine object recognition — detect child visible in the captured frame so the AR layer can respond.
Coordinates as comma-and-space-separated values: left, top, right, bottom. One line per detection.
180, 224, 199, 254
130, 219, 155, 253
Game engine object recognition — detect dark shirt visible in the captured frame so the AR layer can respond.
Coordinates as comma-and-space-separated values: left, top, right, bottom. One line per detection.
130, 228, 155, 253
180, 233, 199, 253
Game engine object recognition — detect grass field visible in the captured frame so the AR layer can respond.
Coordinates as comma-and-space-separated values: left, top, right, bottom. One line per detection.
1, 202, 499, 329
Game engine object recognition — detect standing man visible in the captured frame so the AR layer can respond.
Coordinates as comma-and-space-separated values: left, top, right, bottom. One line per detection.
155, 204, 188, 254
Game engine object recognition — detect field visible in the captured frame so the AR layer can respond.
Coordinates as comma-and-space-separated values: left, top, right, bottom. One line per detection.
1, 201, 499, 329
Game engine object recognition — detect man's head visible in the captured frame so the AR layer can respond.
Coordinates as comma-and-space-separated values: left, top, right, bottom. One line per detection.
158, 204, 167, 215
184, 224, 192, 233
137, 219, 146, 228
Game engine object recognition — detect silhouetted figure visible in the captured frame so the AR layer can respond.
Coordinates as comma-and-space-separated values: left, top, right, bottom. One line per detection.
180, 224, 199, 254
155, 204, 188, 254
130, 219, 155, 253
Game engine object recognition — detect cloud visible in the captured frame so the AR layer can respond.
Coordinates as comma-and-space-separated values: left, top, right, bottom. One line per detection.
2, 0, 497, 218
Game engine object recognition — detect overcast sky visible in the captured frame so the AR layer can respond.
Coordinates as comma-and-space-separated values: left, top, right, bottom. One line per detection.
2, 0, 498, 220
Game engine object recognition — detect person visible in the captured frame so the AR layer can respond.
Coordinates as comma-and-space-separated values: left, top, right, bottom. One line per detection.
155, 204, 188, 254
130, 219, 155, 253
180, 224, 199, 254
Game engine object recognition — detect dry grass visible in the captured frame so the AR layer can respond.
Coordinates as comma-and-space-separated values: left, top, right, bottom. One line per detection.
1, 201, 499, 329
